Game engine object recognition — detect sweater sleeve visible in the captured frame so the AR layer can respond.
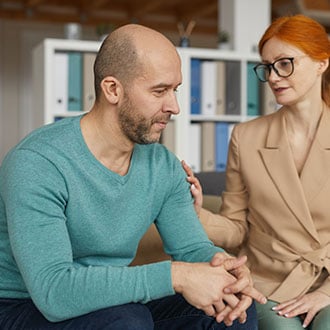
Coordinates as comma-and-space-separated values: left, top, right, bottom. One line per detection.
1, 149, 174, 322
154, 156, 225, 262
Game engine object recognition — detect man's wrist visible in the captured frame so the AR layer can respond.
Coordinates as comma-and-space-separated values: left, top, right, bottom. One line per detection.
171, 261, 187, 293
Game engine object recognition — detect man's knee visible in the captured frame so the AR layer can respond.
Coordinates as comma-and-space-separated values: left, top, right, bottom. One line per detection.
106, 303, 154, 330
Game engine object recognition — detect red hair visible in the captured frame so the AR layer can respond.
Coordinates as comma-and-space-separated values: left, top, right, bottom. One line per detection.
258, 14, 330, 105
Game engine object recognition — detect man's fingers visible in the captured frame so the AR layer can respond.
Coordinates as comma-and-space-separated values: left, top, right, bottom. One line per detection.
203, 305, 216, 317
225, 294, 252, 324
238, 311, 247, 324
243, 287, 267, 304
213, 300, 226, 315
217, 294, 240, 325
222, 255, 247, 271
210, 252, 233, 267
225, 282, 267, 304
215, 304, 233, 324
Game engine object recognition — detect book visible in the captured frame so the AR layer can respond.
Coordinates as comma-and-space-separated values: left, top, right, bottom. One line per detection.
190, 58, 201, 114
215, 122, 229, 171
68, 52, 82, 111
83, 52, 96, 112
201, 122, 216, 171
225, 61, 241, 115
53, 52, 68, 112
201, 60, 217, 115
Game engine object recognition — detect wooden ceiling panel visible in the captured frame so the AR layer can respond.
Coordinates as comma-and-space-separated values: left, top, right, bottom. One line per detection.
272, 0, 330, 31
0, 0, 218, 35
304, 0, 330, 11
0, 0, 330, 36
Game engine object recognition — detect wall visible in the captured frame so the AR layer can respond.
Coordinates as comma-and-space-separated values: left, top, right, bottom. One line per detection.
0, 20, 73, 162
219, 0, 271, 53
0, 19, 217, 162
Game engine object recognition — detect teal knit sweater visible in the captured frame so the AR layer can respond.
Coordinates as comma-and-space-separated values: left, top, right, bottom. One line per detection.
0, 115, 223, 322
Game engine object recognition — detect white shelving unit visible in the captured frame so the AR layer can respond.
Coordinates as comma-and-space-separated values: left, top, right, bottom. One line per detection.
32, 39, 275, 171
32, 38, 101, 128
175, 47, 263, 163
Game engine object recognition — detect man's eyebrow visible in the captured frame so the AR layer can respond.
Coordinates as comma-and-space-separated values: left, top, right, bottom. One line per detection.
152, 82, 182, 89
152, 83, 171, 88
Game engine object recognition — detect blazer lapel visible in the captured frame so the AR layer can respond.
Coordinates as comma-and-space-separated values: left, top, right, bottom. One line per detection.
300, 109, 330, 203
259, 109, 319, 241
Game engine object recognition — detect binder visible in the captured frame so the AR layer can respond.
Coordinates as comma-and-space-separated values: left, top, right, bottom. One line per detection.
225, 61, 241, 115
201, 122, 216, 171
215, 122, 229, 171
261, 83, 278, 115
54, 52, 68, 112
190, 58, 201, 114
187, 123, 201, 172
227, 123, 235, 143
201, 61, 217, 115
161, 120, 175, 154
83, 52, 96, 112
247, 62, 260, 116
216, 61, 226, 115
68, 52, 82, 111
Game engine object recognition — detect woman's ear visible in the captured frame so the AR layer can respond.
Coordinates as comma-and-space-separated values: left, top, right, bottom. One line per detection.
318, 58, 329, 74
100, 76, 123, 104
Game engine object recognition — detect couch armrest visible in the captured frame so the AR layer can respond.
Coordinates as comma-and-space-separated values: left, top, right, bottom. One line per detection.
202, 195, 222, 214
130, 224, 171, 266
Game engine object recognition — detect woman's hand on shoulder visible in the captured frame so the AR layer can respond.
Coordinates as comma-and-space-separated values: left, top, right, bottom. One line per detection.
181, 160, 203, 216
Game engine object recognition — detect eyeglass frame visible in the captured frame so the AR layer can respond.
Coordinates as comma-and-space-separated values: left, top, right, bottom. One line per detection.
253, 57, 295, 83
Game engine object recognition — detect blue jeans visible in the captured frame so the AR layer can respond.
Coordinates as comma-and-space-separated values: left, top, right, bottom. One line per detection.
0, 294, 257, 329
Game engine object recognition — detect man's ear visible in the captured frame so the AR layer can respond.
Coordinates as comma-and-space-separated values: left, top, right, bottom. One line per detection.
100, 76, 122, 104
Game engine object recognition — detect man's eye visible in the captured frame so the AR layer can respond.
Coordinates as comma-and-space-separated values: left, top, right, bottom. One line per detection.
154, 89, 166, 95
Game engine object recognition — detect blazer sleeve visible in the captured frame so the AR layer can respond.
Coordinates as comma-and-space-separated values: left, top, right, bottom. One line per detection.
200, 125, 248, 252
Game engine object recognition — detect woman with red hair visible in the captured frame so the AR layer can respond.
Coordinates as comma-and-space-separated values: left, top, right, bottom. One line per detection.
184, 14, 330, 329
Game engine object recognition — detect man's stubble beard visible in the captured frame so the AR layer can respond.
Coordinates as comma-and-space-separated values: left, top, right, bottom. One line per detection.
118, 95, 163, 145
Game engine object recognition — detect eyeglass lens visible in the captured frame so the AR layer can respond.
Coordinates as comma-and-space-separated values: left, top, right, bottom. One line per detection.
254, 58, 294, 82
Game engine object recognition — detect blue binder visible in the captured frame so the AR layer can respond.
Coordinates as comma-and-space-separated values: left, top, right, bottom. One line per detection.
215, 122, 229, 171
190, 58, 201, 114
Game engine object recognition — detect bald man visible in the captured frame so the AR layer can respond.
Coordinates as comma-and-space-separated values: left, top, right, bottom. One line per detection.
0, 24, 265, 329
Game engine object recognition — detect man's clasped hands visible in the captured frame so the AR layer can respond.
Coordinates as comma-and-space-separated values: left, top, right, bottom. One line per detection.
171, 252, 267, 326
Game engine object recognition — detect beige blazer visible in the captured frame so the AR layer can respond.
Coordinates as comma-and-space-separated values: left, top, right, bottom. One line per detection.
200, 107, 330, 302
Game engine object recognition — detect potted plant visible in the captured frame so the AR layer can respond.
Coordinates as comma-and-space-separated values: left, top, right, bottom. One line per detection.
96, 23, 115, 41
218, 30, 231, 50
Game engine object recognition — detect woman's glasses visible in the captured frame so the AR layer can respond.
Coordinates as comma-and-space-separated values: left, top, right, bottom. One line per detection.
253, 57, 295, 82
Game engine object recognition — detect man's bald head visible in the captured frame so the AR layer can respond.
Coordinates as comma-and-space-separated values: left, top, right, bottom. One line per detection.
93, 24, 179, 101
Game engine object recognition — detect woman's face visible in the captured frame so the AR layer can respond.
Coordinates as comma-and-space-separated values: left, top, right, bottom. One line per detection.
261, 37, 327, 106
